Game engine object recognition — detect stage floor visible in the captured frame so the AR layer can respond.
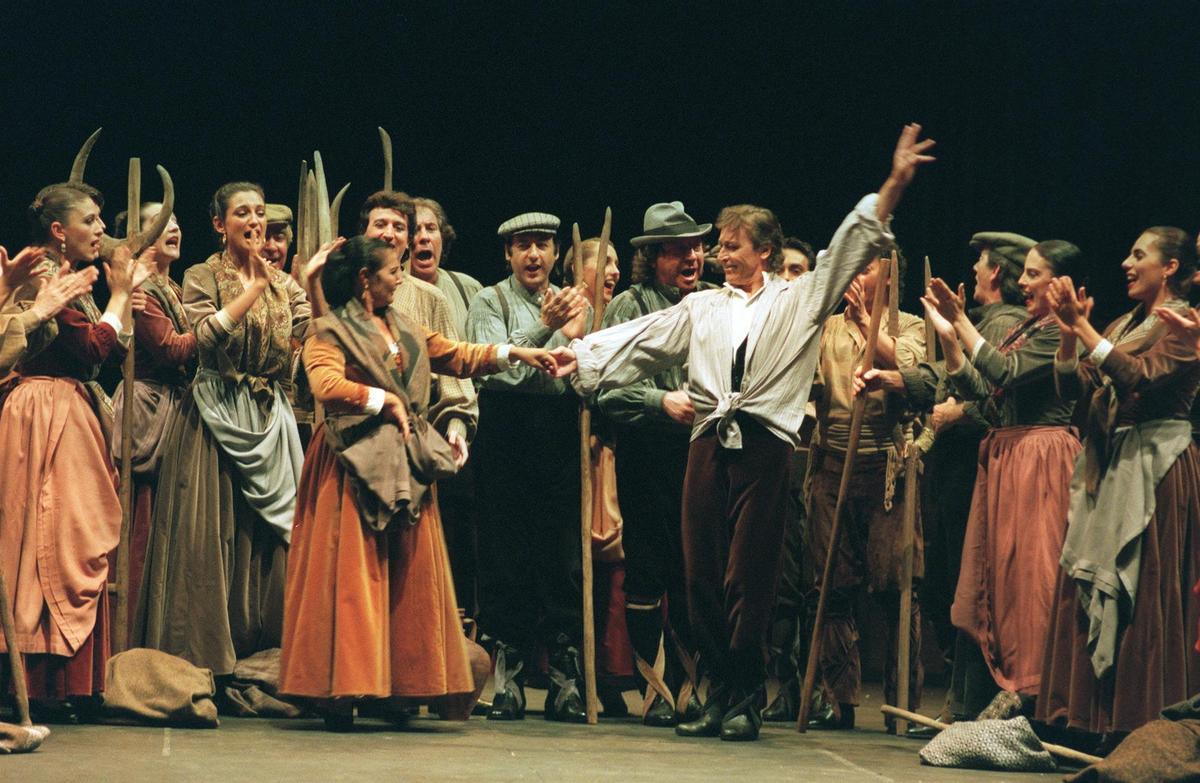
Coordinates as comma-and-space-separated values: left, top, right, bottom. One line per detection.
5, 685, 1067, 782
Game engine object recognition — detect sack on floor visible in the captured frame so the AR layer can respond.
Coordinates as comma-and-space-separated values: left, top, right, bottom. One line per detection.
102, 648, 218, 727
1065, 719, 1200, 783
919, 716, 1056, 772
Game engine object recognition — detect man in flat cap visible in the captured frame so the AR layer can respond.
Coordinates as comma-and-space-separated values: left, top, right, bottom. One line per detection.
552, 125, 936, 740
596, 202, 715, 727
262, 204, 294, 271
466, 212, 591, 723
857, 230, 1030, 726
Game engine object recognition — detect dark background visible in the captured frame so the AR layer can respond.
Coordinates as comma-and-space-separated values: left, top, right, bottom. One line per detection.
3, 1, 1198, 323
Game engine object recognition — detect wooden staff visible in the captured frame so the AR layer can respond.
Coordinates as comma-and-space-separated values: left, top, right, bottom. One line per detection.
113, 158, 140, 653
879, 705, 1103, 767
573, 209, 612, 724
798, 255, 893, 732
379, 127, 394, 191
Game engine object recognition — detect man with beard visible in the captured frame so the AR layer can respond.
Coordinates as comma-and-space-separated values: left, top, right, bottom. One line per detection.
262, 204, 293, 271
596, 202, 714, 727
551, 124, 936, 741
466, 212, 591, 723
856, 231, 1031, 725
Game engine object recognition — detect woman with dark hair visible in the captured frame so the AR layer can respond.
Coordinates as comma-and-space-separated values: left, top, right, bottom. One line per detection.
138, 182, 319, 692
278, 236, 555, 730
1037, 227, 1200, 742
923, 240, 1084, 706
109, 203, 195, 641
0, 182, 142, 721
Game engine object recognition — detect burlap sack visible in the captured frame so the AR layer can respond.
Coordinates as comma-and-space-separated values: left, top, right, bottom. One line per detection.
102, 648, 218, 727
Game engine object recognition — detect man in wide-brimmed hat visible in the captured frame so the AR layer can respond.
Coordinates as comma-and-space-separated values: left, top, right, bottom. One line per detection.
596, 201, 715, 727
552, 124, 936, 741
466, 212, 593, 724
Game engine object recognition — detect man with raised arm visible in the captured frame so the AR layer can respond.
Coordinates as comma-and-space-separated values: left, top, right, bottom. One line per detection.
550, 125, 935, 741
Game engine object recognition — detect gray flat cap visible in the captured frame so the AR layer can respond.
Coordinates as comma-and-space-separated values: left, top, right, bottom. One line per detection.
497, 212, 560, 237
265, 203, 293, 226
970, 231, 1037, 275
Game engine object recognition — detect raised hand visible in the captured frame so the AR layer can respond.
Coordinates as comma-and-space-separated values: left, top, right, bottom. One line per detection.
508, 346, 558, 375
559, 306, 589, 341
843, 277, 869, 331
925, 277, 965, 325
304, 237, 345, 290
1046, 276, 1091, 333
0, 245, 48, 292
104, 243, 136, 296
30, 265, 98, 321
541, 286, 586, 330
920, 291, 956, 342
890, 123, 938, 187
548, 346, 578, 377
1155, 306, 1200, 357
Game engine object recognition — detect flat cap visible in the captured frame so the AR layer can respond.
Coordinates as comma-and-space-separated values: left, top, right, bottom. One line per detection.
970, 231, 1037, 274
497, 212, 560, 237
265, 203, 293, 225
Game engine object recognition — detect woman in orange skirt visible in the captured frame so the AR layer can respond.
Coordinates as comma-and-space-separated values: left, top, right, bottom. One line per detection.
923, 240, 1085, 702
279, 236, 556, 730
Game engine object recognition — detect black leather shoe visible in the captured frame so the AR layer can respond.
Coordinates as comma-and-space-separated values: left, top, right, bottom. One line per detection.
904, 724, 939, 740
807, 701, 855, 730
677, 692, 703, 723
643, 693, 677, 727
720, 688, 764, 742
488, 642, 527, 721
675, 684, 728, 738
545, 642, 588, 724
487, 686, 526, 720
762, 679, 799, 722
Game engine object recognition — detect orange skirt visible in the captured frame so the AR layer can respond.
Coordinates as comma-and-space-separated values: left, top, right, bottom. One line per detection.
278, 426, 472, 700
952, 425, 1080, 695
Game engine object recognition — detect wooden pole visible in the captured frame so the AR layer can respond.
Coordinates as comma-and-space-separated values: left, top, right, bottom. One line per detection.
378, 127, 394, 191
575, 209, 612, 724
798, 257, 893, 732
114, 158, 140, 654
879, 705, 1103, 767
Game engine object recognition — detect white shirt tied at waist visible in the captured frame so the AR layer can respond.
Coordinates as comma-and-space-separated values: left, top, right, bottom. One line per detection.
569, 193, 894, 450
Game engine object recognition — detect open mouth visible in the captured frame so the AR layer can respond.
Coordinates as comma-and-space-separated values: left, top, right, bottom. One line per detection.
414, 250, 435, 263
524, 265, 542, 275
165, 237, 180, 248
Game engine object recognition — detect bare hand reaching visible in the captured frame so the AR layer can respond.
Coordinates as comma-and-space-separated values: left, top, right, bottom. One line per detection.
508, 346, 558, 375
889, 123, 938, 189
0, 245, 48, 293
549, 346, 578, 377
1155, 305, 1200, 358
661, 389, 695, 426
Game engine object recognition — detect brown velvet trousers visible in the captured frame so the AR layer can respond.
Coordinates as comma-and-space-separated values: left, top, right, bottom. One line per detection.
681, 415, 791, 691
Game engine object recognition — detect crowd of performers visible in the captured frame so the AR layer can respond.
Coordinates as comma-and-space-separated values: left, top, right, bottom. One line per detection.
2, 124, 1198, 752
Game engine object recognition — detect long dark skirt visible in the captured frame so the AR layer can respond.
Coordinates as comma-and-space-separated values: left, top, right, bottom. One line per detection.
1037, 443, 1200, 734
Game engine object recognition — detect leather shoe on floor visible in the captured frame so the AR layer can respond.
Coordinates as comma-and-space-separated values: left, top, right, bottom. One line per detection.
487, 687, 526, 720
642, 693, 677, 727
675, 685, 728, 738
720, 690, 764, 742
807, 701, 855, 730
762, 679, 799, 722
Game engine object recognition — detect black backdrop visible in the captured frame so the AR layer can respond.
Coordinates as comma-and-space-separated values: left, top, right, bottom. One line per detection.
3, 2, 1198, 323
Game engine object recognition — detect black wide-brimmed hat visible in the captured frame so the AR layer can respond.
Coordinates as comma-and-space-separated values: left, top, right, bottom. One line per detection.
630, 201, 712, 248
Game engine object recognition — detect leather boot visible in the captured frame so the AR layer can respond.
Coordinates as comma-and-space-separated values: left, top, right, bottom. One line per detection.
807, 698, 855, 730
675, 683, 729, 738
762, 678, 800, 722
487, 642, 526, 721
545, 639, 587, 724
720, 686, 765, 742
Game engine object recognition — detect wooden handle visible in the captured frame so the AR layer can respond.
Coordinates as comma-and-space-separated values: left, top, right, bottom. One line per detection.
879, 705, 1103, 767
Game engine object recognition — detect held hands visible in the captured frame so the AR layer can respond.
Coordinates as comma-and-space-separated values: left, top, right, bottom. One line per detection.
549, 346, 578, 377
30, 264, 98, 321
1154, 306, 1200, 358
661, 390, 695, 426
1046, 276, 1093, 333
541, 286, 587, 331
381, 392, 412, 438
507, 346, 559, 375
